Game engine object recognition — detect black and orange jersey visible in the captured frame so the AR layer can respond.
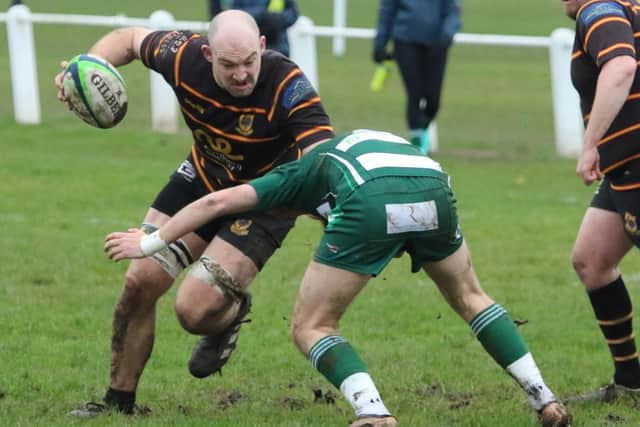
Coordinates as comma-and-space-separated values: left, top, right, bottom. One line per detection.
139, 30, 334, 190
571, 0, 640, 183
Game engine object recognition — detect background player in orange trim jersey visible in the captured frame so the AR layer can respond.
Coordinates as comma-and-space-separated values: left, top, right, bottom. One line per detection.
563, 0, 640, 402
54, 10, 333, 417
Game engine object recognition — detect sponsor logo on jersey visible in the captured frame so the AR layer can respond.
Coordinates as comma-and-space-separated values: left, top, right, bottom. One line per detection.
177, 160, 196, 182
624, 212, 640, 237
230, 219, 253, 236
281, 76, 314, 110
158, 31, 190, 57
235, 114, 254, 136
580, 2, 625, 26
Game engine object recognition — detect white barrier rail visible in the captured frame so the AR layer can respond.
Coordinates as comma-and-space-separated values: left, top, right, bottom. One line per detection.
1, 6, 582, 157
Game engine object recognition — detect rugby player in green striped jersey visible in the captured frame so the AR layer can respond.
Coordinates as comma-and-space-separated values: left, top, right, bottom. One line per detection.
105, 130, 570, 426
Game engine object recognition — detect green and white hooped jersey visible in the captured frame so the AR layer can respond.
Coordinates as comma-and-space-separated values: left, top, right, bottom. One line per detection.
320, 129, 442, 188
250, 130, 447, 217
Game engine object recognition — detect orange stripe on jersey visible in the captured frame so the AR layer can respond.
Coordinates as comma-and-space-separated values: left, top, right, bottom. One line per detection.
174, 35, 199, 86
288, 97, 321, 117
572, 50, 584, 60
597, 43, 636, 60
627, 92, 640, 100
181, 82, 267, 114
602, 152, 640, 174
153, 32, 176, 60
599, 123, 640, 145
268, 68, 302, 121
181, 107, 278, 143
295, 125, 334, 142
191, 145, 216, 192
584, 17, 631, 52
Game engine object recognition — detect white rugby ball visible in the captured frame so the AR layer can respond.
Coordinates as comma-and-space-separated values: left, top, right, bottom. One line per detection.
62, 54, 128, 128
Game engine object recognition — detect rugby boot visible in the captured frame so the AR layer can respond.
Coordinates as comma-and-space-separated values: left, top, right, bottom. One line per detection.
538, 401, 571, 427
68, 401, 150, 418
188, 293, 252, 378
349, 415, 398, 427
564, 382, 640, 403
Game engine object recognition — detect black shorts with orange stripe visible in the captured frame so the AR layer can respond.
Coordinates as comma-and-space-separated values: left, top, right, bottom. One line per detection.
591, 173, 640, 248
151, 153, 294, 270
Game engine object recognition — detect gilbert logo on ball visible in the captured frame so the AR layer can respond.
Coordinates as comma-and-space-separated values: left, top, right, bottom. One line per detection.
62, 54, 128, 128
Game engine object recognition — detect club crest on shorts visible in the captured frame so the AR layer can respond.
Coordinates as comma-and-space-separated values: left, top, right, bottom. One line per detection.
230, 219, 252, 236
235, 114, 254, 136
624, 212, 640, 237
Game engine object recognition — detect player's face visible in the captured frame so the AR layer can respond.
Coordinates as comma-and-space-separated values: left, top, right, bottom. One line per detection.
561, 0, 586, 20
204, 36, 265, 97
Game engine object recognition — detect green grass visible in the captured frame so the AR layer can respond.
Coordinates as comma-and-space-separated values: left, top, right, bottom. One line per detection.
2, 1, 640, 426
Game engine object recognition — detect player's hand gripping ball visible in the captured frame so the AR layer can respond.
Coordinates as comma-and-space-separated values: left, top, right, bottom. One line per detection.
62, 54, 128, 128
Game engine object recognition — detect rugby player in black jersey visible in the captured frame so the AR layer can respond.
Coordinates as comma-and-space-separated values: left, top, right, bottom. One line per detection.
55, 10, 333, 417
562, 0, 640, 403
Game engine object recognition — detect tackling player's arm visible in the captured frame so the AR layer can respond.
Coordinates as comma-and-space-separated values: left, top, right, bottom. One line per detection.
54, 27, 152, 102
104, 185, 260, 261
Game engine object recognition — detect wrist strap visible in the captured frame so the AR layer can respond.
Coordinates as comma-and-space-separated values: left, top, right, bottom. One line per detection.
140, 230, 167, 256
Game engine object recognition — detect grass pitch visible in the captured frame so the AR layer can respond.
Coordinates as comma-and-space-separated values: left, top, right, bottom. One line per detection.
2, 1, 640, 426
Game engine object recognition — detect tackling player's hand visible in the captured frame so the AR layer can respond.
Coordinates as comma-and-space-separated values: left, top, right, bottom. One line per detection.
104, 228, 146, 261
54, 60, 70, 105
576, 145, 601, 186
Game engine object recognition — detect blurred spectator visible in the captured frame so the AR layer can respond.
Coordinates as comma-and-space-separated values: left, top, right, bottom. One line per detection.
209, 0, 299, 57
373, 0, 461, 155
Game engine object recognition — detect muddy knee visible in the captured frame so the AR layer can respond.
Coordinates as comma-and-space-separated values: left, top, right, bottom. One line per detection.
175, 256, 245, 334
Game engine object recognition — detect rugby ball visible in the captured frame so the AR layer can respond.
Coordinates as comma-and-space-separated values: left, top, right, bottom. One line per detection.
62, 54, 128, 128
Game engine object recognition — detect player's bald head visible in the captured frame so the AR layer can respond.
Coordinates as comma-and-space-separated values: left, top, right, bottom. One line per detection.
208, 10, 260, 47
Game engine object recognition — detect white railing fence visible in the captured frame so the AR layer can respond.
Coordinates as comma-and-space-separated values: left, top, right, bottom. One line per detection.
2, 5, 583, 157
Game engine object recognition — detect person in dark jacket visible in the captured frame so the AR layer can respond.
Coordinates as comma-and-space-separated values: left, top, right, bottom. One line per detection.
209, 0, 298, 57
373, 0, 461, 154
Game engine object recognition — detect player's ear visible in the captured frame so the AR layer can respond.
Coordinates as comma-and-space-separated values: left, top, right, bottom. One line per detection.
201, 44, 213, 62
259, 35, 266, 53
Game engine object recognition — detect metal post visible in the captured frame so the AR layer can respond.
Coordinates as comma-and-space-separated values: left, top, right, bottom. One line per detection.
289, 16, 319, 90
148, 10, 179, 134
7, 4, 41, 124
549, 28, 583, 158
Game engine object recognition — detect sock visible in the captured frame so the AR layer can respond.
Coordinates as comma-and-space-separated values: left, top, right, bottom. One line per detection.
104, 387, 136, 414
409, 129, 429, 155
309, 335, 390, 417
507, 353, 556, 411
470, 304, 528, 368
470, 304, 555, 410
588, 276, 640, 388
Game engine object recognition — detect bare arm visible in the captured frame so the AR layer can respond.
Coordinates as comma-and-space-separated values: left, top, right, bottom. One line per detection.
577, 55, 636, 185
104, 184, 259, 261
54, 27, 152, 102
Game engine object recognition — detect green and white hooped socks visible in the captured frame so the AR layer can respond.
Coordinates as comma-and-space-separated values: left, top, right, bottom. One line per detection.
309, 335, 391, 417
470, 304, 556, 410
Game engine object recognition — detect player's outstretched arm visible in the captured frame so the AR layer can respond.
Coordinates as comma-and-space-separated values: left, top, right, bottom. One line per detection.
104, 184, 260, 261
88, 27, 153, 67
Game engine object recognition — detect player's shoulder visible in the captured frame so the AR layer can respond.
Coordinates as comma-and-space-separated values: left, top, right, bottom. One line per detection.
143, 30, 204, 58
577, 0, 629, 27
261, 49, 299, 75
